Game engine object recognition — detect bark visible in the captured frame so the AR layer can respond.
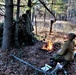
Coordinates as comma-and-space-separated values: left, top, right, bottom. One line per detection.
2, 0, 13, 50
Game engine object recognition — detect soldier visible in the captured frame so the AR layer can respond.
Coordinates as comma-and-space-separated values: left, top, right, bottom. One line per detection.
21, 13, 33, 44
20, 11, 37, 45
52, 33, 76, 65
50, 33, 76, 75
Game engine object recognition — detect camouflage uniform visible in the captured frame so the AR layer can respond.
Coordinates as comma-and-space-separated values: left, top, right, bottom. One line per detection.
51, 33, 76, 75
53, 40, 75, 63
58, 40, 75, 61
21, 13, 37, 45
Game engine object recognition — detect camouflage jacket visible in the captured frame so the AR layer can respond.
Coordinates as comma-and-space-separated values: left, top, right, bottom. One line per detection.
57, 40, 75, 61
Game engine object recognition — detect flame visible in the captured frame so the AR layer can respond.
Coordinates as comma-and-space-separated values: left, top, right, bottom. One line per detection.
42, 40, 53, 51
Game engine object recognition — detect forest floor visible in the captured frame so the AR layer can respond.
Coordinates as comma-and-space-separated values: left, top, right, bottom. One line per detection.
0, 32, 76, 75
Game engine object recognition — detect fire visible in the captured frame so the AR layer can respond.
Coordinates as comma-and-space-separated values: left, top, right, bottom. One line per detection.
42, 40, 53, 51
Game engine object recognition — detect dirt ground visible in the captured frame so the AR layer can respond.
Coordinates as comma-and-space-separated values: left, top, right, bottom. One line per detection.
0, 32, 76, 75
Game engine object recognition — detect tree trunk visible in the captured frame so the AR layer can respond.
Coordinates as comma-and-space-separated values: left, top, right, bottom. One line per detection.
44, 8, 46, 26
25, 0, 32, 36
31, 7, 35, 23
15, 0, 20, 47
38, 0, 56, 35
49, 0, 54, 35
49, 20, 54, 35
2, 0, 13, 50
27, 0, 31, 19
35, 15, 37, 35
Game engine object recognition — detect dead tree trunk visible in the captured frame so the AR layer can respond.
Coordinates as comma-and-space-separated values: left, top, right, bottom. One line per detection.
2, 0, 13, 50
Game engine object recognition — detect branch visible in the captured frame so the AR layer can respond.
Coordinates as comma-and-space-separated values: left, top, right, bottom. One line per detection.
10, 54, 51, 74
38, 0, 56, 21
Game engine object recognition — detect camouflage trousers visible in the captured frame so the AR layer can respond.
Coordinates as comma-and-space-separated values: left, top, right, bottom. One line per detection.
51, 54, 69, 67
52, 54, 64, 61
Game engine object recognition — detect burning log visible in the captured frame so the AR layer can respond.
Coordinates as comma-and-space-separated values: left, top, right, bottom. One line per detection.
41, 40, 53, 52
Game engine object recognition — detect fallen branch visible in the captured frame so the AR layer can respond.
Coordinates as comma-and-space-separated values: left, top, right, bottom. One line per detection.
10, 54, 51, 74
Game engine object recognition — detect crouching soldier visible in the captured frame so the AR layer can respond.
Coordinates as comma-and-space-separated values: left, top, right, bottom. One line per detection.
50, 33, 76, 75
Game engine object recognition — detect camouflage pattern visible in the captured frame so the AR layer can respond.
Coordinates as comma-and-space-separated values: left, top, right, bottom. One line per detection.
19, 13, 37, 45
57, 40, 75, 61
52, 40, 75, 62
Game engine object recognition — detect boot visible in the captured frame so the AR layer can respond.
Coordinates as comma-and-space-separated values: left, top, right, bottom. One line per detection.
50, 62, 63, 75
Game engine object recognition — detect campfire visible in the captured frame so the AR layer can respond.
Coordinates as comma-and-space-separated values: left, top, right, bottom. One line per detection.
41, 40, 53, 51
